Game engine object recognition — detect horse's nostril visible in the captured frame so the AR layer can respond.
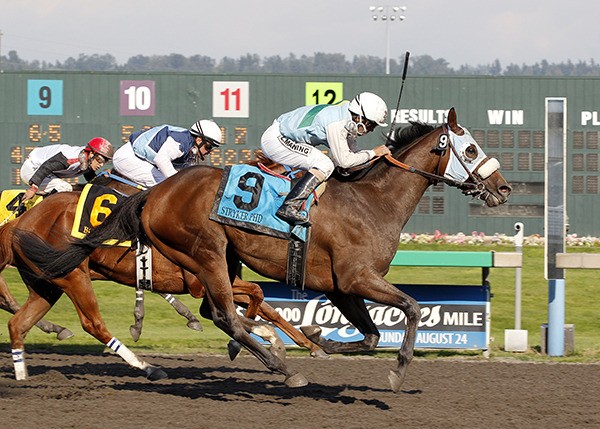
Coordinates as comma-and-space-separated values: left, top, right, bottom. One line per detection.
500, 184, 512, 196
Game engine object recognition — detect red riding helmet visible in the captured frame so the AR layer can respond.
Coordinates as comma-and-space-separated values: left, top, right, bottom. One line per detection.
86, 137, 114, 159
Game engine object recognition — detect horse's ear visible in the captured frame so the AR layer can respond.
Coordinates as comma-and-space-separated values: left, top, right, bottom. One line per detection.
447, 107, 463, 135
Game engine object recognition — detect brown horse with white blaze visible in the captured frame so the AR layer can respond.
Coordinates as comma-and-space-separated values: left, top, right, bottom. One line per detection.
15, 108, 511, 391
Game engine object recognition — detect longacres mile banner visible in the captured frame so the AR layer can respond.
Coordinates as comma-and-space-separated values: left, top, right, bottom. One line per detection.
245, 282, 490, 350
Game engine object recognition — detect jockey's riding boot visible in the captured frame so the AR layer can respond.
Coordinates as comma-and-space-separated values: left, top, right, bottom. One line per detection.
276, 172, 321, 226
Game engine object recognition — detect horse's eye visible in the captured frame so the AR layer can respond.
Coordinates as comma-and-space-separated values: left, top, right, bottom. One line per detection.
465, 144, 478, 160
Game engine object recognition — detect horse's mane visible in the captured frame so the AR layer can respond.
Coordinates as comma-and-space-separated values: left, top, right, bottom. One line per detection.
386, 122, 435, 150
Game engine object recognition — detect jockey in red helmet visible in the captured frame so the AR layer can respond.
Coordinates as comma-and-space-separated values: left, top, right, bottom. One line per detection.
21, 138, 114, 201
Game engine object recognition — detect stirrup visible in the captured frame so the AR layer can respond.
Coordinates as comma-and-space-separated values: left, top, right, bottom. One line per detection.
276, 206, 310, 226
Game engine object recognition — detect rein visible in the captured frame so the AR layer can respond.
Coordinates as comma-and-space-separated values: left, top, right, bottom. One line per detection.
381, 154, 475, 189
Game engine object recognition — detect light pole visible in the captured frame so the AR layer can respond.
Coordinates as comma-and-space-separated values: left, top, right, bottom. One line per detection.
369, 5, 407, 75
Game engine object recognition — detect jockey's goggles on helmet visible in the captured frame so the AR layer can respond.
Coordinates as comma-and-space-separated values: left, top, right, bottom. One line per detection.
203, 137, 220, 151
91, 153, 108, 166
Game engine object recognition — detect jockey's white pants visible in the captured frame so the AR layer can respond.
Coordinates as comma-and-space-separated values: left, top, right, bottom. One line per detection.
260, 120, 335, 179
112, 143, 165, 188
20, 159, 73, 193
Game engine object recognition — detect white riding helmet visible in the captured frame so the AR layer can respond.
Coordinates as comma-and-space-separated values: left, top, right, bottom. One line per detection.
190, 119, 222, 146
348, 92, 389, 127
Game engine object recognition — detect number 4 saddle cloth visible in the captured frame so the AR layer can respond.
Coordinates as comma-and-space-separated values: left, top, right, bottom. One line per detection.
209, 164, 324, 241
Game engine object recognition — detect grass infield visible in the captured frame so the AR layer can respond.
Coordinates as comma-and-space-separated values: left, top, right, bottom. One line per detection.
1, 243, 598, 362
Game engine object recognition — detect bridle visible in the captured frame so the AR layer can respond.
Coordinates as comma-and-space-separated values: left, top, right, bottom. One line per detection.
343, 123, 493, 199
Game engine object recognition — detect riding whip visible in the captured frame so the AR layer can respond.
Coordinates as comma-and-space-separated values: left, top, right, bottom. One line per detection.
385, 51, 411, 145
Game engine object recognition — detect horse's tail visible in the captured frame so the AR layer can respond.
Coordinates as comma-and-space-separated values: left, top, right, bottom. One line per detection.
13, 189, 151, 280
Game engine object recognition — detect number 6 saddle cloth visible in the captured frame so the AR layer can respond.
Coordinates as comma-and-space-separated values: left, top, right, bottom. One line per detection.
71, 183, 131, 247
210, 164, 324, 242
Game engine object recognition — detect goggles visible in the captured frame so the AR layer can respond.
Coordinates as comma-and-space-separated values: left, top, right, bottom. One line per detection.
92, 153, 108, 166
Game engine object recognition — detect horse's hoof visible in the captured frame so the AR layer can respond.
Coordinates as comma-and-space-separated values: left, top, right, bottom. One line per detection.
310, 348, 330, 359
56, 328, 74, 341
388, 369, 406, 393
285, 372, 309, 388
228, 340, 242, 360
186, 320, 203, 332
300, 325, 322, 342
146, 367, 168, 381
129, 326, 142, 342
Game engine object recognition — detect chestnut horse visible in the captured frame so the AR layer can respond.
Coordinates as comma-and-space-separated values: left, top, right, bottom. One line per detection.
0, 183, 202, 342
15, 108, 512, 391
0, 181, 323, 380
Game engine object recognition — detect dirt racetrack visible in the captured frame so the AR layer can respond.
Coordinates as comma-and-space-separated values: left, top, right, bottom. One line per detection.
0, 351, 598, 429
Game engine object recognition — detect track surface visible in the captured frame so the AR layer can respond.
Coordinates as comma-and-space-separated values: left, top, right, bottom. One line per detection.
1, 351, 598, 429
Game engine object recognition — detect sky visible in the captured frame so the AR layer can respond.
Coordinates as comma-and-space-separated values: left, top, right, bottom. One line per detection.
1, 0, 598, 69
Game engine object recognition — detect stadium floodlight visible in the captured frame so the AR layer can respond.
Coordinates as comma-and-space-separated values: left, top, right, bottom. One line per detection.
369, 5, 407, 74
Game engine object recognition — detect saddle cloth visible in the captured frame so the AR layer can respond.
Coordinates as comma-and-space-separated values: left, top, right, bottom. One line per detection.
71, 183, 130, 246
209, 164, 316, 241
0, 190, 43, 225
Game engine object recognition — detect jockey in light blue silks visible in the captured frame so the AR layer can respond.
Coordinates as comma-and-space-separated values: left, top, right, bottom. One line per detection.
260, 92, 391, 226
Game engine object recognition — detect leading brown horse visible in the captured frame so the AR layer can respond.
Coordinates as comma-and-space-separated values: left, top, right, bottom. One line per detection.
15, 108, 512, 391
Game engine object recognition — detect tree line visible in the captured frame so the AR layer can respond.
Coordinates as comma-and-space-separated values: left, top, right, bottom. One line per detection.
1, 50, 600, 76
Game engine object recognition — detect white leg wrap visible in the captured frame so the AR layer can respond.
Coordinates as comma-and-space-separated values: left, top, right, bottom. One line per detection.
12, 349, 28, 380
107, 337, 149, 371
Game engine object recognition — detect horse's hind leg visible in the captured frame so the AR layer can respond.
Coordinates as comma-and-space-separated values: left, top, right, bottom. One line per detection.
8, 288, 57, 380
158, 292, 203, 331
1, 274, 73, 340
254, 300, 327, 358
56, 272, 167, 381
129, 287, 144, 341
200, 275, 308, 388
231, 277, 264, 320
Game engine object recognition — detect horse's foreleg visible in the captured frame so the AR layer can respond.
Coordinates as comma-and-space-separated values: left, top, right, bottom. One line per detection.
231, 277, 264, 320
58, 275, 167, 381
325, 280, 421, 392
389, 294, 420, 393
301, 292, 381, 354
159, 293, 203, 332
34, 319, 75, 340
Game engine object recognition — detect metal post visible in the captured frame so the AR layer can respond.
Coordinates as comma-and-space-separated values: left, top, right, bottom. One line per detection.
513, 222, 524, 330
545, 97, 567, 356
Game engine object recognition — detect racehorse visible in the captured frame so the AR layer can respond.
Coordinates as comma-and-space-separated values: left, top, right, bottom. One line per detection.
0, 178, 324, 380
15, 108, 512, 391
0, 181, 203, 342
